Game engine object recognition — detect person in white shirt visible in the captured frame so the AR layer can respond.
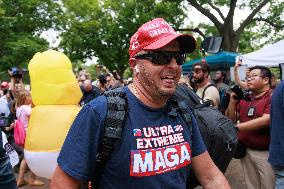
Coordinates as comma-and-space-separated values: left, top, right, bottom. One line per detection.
192, 62, 220, 107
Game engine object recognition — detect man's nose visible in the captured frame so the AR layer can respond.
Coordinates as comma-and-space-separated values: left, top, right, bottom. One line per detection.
167, 57, 179, 68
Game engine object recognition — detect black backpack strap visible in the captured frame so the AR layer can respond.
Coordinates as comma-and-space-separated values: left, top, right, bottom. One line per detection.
201, 84, 214, 100
169, 96, 193, 138
91, 87, 128, 188
177, 100, 193, 135
176, 84, 200, 106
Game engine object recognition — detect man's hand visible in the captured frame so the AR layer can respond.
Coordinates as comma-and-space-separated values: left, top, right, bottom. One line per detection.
229, 92, 239, 105
4, 122, 15, 132
225, 92, 239, 123
234, 61, 242, 69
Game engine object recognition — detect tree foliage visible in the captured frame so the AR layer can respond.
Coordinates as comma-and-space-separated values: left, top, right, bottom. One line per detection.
0, 0, 63, 78
60, 0, 186, 77
185, 0, 284, 53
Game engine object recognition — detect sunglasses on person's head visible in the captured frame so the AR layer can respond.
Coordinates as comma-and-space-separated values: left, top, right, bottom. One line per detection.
134, 51, 186, 65
192, 67, 203, 74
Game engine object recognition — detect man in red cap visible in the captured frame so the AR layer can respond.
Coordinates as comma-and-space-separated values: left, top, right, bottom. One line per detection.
51, 18, 230, 189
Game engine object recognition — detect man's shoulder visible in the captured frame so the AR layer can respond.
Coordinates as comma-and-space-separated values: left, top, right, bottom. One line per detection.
205, 83, 219, 93
88, 86, 129, 110
218, 83, 230, 91
88, 95, 107, 109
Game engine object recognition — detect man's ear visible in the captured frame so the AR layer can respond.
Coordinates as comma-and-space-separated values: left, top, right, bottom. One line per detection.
263, 77, 270, 85
129, 58, 137, 72
204, 71, 209, 78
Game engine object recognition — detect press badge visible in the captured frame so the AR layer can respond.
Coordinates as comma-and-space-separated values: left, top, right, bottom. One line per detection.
247, 107, 255, 117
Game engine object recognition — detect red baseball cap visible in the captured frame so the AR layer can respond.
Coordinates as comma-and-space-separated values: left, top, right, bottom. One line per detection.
1, 81, 9, 89
129, 18, 196, 58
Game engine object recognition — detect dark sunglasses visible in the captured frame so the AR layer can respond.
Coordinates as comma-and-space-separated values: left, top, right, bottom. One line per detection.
134, 51, 186, 65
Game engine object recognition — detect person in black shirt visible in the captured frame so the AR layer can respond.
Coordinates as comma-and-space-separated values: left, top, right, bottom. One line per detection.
79, 80, 100, 106
0, 132, 17, 189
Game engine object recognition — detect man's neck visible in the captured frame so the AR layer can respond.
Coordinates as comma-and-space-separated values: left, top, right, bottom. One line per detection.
215, 80, 223, 86
130, 82, 168, 109
196, 78, 210, 89
254, 86, 271, 98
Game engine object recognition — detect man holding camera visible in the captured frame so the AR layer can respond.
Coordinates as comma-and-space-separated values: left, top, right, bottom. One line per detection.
226, 66, 275, 189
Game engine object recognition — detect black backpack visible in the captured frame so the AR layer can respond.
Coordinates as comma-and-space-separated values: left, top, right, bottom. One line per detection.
86, 85, 237, 188
176, 84, 237, 188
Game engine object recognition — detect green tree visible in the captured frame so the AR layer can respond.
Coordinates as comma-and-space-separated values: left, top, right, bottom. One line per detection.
184, 0, 284, 53
60, 0, 186, 77
0, 0, 63, 79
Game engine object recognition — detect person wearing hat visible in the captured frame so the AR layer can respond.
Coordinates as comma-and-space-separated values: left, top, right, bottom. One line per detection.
51, 18, 230, 189
0, 81, 9, 97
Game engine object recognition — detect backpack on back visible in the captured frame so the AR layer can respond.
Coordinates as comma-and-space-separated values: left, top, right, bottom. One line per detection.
176, 84, 237, 188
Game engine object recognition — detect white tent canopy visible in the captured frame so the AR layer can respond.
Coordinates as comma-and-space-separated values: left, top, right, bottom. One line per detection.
237, 39, 284, 67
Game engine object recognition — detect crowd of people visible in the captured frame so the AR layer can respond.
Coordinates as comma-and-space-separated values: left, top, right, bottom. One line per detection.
0, 72, 45, 188
179, 59, 283, 189
75, 68, 133, 106
0, 17, 283, 189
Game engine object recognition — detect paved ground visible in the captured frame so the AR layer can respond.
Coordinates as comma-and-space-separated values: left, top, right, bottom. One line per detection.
16, 158, 245, 189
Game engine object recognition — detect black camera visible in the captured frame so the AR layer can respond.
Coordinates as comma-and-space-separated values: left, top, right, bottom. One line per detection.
230, 84, 251, 101
98, 74, 107, 84
0, 113, 10, 127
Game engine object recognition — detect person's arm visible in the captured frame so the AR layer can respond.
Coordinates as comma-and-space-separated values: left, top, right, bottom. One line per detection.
234, 61, 248, 89
237, 114, 270, 131
50, 165, 83, 189
192, 151, 231, 189
225, 93, 239, 123
51, 102, 103, 189
4, 122, 15, 132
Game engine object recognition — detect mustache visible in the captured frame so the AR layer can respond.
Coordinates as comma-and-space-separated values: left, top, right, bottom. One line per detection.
161, 70, 178, 76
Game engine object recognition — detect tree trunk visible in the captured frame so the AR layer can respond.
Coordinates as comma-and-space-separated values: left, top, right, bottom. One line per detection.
220, 27, 240, 52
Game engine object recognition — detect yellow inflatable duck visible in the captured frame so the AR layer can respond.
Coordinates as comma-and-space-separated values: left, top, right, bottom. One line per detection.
24, 50, 82, 179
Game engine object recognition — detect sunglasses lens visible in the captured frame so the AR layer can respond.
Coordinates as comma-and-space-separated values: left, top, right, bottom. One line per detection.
161, 54, 172, 65
193, 68, 202, 73
155, 53, 185, 65
150, 53, 169, 65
